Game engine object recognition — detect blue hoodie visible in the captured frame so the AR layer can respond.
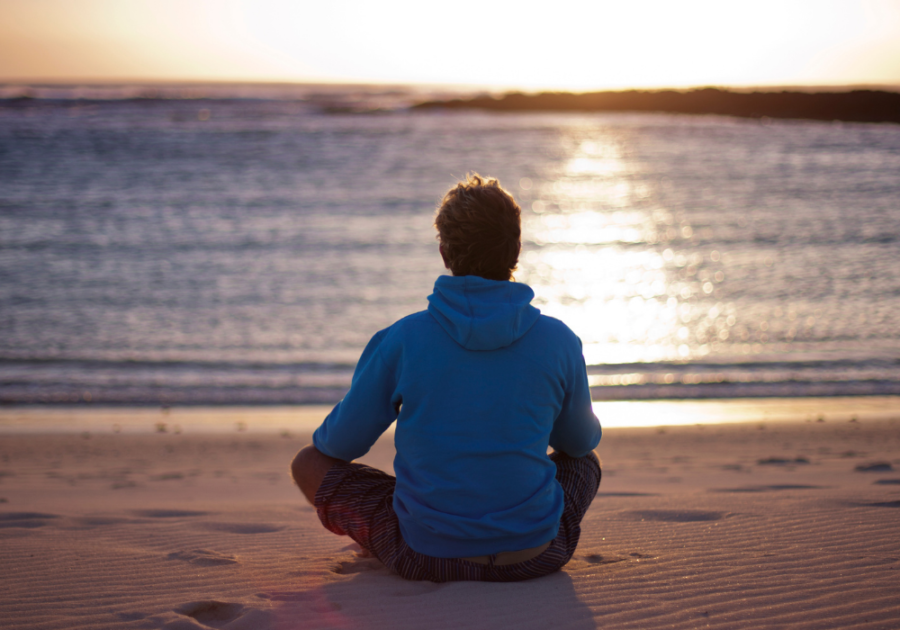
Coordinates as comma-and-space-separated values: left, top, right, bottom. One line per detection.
313, 275, 601, 558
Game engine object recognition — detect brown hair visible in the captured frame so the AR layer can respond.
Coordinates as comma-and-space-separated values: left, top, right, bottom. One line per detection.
434, 173, 521, 281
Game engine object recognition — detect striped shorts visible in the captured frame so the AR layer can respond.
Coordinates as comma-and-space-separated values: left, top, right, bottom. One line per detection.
314, 451, 601, 582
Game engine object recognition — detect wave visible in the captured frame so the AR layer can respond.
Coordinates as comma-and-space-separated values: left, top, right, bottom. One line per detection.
586, 358, 900, 399
586, 358, 900, 374
590, 380, 900, 400
2, 357, 898, 405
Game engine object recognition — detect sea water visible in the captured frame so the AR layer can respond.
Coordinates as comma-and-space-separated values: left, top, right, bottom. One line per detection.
2, 84, 899, 406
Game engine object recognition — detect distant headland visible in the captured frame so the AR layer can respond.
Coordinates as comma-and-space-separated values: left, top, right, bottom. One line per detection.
413, 88, 900, 124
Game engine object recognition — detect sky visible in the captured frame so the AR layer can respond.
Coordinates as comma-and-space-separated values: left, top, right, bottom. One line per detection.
1, 0, 899, 91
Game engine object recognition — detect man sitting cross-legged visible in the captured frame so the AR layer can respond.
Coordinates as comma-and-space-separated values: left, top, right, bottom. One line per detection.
291, 173, 601, 582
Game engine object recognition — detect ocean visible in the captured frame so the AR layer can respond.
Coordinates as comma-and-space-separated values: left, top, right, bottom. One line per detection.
2, 84, 899, 406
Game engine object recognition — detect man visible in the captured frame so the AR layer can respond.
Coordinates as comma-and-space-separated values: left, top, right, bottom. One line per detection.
291, 173, 601, 582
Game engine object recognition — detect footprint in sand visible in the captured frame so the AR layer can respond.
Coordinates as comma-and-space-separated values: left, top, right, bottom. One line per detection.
71, 516, 131, 526
625, 509, 730, 522
168, 549, 238, 566
566, 551, 654, 572
255, 592, 346, 614
583, 554, 627, 565
855, 462, 894, 473
132, 509, 209, 519
710, 484, 826, 493
584, 551, 655, 565
58, 516, 135, 530
201, 523, 284, 534
150, 472, 186, 481
170, 600, 274, 630
0, 512, 59, 529
757, 457, 810, 466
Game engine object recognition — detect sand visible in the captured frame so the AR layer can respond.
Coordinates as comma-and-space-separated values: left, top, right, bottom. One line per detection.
1, 403, 899, 629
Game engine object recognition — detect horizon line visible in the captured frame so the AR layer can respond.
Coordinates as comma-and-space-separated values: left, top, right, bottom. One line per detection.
2, 78, 900, 95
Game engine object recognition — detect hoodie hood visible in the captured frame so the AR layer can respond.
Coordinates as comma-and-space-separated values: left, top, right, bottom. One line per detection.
427, 275, 540, 351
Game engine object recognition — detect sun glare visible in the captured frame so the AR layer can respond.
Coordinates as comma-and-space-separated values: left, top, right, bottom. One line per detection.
514, 119, 736, 367
1, 0, 899, 88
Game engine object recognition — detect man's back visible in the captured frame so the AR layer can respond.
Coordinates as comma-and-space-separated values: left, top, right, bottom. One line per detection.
313, 275, 600, 558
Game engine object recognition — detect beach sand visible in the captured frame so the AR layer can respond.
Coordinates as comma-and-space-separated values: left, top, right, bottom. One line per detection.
1, 402, 899, 629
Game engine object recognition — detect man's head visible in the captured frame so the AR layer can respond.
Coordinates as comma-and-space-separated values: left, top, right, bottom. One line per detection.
434, 173, 521, 281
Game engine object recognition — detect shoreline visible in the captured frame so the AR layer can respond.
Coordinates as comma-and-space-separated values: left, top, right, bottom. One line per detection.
1, 396, 898, 434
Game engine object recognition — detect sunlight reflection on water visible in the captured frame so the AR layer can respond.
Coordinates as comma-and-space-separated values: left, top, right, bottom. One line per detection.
512, 115, 899, 373
519, 125, 698, 365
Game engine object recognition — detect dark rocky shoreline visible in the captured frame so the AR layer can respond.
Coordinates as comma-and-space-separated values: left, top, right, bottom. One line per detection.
413, 87, 900, 124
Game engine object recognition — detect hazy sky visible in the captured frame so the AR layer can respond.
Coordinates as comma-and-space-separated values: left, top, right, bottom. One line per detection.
2, 0, 899, 90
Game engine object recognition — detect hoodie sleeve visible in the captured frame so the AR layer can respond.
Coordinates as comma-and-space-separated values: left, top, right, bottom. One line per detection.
548, 338, 602, 458
312, 328, 400, 461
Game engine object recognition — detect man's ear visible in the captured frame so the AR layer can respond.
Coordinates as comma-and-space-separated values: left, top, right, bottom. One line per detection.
439, 244, 451, 269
